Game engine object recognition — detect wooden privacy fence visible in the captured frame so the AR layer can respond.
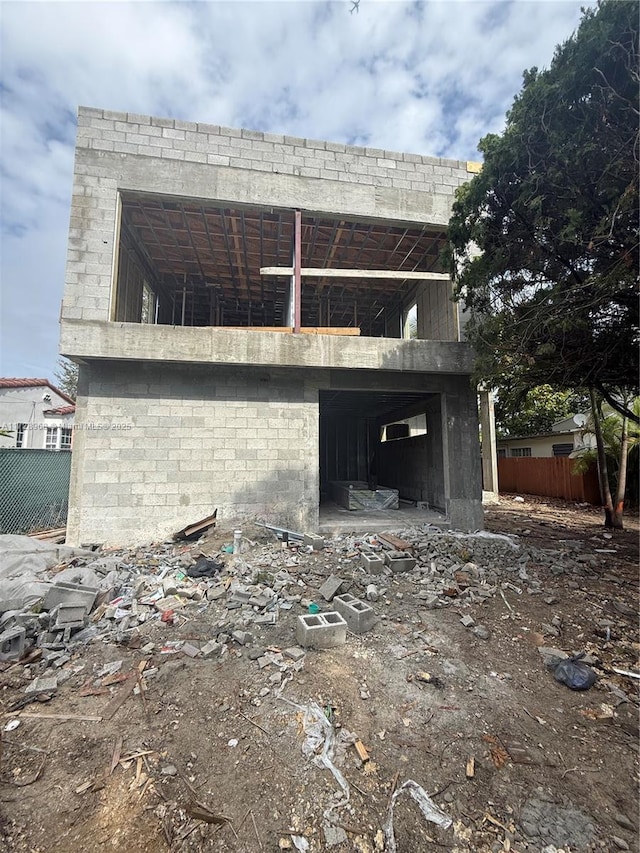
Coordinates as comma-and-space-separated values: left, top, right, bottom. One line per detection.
497, 457, 601, 504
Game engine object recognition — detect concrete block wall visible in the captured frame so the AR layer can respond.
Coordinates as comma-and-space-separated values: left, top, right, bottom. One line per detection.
417, 280, 459, 341
377, 434, 431, 503
61, 107, 477, 326
67, 361, 319, 545
75, 107, 473, 193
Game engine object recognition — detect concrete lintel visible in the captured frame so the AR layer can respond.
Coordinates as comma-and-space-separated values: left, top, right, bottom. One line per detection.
76, 149, 456, 227
60, 320, 475, 375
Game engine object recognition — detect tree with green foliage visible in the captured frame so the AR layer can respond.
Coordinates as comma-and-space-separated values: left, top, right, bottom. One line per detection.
54, 358, 78, 400
574, 395, 639, 526
446, 0, 639, 428
495, 384, 587, 438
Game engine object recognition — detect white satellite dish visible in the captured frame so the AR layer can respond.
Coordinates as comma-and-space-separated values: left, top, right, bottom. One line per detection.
573, 413, 587, 427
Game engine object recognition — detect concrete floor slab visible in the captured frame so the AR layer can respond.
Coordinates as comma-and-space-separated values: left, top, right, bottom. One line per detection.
318, 501, 449, 537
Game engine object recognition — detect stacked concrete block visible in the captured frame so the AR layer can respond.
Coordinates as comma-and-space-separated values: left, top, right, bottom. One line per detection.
66, 361, 320, 544
296, 612, 347, 649
62, 108, 476, 328
60, 106, 485, 544
333, 593, 376, 634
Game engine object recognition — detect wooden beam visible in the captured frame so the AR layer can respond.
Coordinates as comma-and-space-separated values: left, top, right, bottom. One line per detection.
260, 267, 449, 281
214, 326, 360, 336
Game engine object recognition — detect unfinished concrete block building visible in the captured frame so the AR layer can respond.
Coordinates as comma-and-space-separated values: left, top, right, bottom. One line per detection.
60, 106, 484, 545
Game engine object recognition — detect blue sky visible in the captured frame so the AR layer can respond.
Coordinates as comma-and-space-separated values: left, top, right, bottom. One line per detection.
0, 0, 593, 381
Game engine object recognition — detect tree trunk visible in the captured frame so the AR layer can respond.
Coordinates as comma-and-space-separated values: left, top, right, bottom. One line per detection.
589, 388, 616, 528
612, 414, 628, 529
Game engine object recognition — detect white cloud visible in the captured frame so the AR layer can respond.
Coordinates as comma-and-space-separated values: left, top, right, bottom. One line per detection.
0, 0, 593, 377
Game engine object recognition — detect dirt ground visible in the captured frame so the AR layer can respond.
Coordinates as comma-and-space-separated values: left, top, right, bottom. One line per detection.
0, 496, 638, 853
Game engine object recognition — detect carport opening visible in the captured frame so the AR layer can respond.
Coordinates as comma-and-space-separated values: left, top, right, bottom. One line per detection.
319, 389, 446, 521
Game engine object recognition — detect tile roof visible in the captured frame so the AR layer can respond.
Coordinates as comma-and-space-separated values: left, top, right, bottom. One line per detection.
0, 378, 49, 388
0, 378, 75, 405
43, 405, 76, 416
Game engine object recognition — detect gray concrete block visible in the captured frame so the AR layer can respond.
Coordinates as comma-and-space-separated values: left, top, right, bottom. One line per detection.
51, 603, 88, 629
303, 533, 325, 551
43, 581, 98, 613
0, 626, 26, 661
319, 575, 345, 602
253, 612, 277, 625
283, 646, 306, 662
232, 630, 252, 645
361, 552, 385, 574
384, 551, 417, 573
333, 594, 376, 634
201, 640, 223, 658
228, 588, 252, 607
295, 612, 347, 649
26, 674, 58, 695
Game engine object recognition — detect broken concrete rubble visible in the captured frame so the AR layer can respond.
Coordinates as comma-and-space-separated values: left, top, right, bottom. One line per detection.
0, 520, 631, 721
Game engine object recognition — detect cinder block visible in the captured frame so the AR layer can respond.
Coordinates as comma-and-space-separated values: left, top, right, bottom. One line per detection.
333, 594, 376, 634
0, 626, 26, 661
361, 552, 385, 574
43, 582, 98, 613
303, 533, 325, 551
319, 575, 345, 602
384, 551, 417, 573
51, 604, 88, 630
295, 612, 347, 649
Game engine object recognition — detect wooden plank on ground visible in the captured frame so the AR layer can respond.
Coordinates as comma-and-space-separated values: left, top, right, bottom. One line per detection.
174, 509, 217, 540
377, 532, 412, 552
101, 674, 138, 720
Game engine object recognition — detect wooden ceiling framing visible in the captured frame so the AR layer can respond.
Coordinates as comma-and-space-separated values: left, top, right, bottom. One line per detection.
119, 194, 448, 334
320, 389, 433, 422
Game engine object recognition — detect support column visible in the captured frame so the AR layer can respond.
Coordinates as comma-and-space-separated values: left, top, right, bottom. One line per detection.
293, 209, 301, 332
441, 378, 484, 530
479, 388, 499, 499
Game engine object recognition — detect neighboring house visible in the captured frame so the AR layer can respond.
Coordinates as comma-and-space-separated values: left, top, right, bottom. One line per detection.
0, 379, 75, 451
497, 415, 596, 459
59, 106, 486, 545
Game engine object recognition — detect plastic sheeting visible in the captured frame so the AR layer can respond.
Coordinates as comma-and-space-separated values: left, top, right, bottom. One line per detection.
0, 535, 95, 613
384, 779, 452, 852
330, 482, 399, 511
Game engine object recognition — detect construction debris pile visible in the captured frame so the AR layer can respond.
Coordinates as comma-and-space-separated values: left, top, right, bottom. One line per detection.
0, 507, 638, 853
0, 523, 626, 695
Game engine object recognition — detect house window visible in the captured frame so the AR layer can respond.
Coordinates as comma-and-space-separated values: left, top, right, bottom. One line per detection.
511, 447, 532, 457
552, 443, 573, 457
497, 448, 506, 458
60, 428, 73, 450
15, 423, 27, 448
45, 427, 59, 450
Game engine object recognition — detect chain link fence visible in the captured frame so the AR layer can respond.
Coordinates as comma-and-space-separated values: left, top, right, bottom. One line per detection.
0, 449, 72, 534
